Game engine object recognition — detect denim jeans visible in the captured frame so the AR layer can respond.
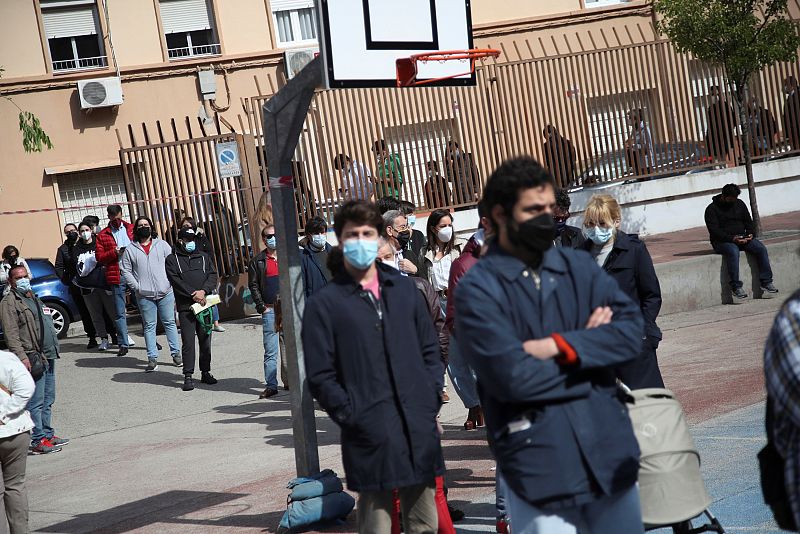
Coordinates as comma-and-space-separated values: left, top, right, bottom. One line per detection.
447, 337, 480, 409
712, 239, 773, 289
28, 359, 56, 443
138, 291, 181, 360
506, 483, 643, 534
113, 284, 130, 347
262, 309, 280, 390
212, 305, 220, 322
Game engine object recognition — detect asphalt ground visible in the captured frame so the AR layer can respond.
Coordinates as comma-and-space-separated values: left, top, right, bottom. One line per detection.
26, 292, 787, 533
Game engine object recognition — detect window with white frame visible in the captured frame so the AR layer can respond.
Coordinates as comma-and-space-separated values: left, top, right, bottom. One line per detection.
584, 0, 628, 8
271, 0, 318, 47
40, 0, 107, 72
159, 0, 220, 59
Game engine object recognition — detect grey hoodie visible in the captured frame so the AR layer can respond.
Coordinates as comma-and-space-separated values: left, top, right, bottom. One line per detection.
120, 239, 173, 299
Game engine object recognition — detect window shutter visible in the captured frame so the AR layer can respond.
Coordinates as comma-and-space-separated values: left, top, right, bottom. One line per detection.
159, 0, 212, 34
270, 0, 315, 12
41, 1, 98, 39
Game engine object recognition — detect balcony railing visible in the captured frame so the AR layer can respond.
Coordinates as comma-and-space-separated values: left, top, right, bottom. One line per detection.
52, 55, 108, 72
168, 43, 222, 60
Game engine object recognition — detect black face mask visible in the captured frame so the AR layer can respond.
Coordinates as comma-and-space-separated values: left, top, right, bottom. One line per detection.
396, 231, 411, 248
555, 220, 568, 236
135, 227, 152, 241
508, 213, 556, 258
67, 231, 79, 242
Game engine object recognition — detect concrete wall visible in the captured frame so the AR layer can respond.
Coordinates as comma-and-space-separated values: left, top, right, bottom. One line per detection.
567, 157, 800, 236
471, 0, 582, 25
0, 0, 48, 78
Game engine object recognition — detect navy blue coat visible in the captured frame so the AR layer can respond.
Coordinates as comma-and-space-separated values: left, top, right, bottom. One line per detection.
455, 245, 643, 509
300, 240, 332, 298
302, 262, 445, 492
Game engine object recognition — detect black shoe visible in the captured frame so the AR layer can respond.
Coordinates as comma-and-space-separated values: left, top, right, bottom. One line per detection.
448, 505, 465, 522
117, 347, 129, 357
87, 339, 99, 349
733, 287, 748, 299
761, 282, 779, 294
201, 372, 218, 385
183, 375, 194, 391
259, 388, 278, 399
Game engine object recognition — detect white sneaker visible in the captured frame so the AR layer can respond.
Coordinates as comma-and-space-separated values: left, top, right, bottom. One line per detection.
127, 335, 136, 346
212, 325, 226, 333
98, 339, 109, 351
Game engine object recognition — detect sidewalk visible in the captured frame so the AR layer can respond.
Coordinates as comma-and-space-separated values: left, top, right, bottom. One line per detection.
27, 295, 785, 533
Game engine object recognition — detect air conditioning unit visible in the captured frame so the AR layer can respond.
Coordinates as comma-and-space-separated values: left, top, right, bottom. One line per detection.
285, 47, 319, 80
77, 77, 124, 110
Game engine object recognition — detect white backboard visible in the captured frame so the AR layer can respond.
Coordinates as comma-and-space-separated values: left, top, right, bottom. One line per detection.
318, 0, 475, 88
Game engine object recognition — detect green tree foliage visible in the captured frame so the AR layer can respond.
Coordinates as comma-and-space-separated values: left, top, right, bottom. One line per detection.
654, 0, 800, 236
1, 66, 54, 153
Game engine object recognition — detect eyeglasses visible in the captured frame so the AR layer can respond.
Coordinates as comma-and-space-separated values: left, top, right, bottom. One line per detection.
263, 234, 276, 240
392, 224, 408, 233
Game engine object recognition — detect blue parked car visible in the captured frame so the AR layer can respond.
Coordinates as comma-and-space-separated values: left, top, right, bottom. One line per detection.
0, 258, 81, 341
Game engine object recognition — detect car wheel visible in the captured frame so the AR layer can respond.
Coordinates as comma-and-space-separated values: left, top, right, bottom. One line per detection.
43, 302, 70, 339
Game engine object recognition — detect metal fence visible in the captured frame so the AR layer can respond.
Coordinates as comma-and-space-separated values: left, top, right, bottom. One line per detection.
243, 38, 799, 230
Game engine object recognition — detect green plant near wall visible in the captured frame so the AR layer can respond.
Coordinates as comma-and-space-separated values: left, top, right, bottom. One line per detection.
654, 0, 800, 237
1, 66, 54, 153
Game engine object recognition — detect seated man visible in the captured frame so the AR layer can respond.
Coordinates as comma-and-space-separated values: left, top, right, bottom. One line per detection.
704, 183, 778, 299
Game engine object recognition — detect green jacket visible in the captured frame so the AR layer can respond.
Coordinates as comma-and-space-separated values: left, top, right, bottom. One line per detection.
0, 289, 59, 363
376, 153, 404, 199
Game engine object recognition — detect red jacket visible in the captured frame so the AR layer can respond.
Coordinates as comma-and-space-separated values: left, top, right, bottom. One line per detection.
445, 237, 481, 334
95, 221, 133, 286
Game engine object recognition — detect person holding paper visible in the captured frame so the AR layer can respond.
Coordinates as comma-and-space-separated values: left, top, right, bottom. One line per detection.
165, 228, 219, 392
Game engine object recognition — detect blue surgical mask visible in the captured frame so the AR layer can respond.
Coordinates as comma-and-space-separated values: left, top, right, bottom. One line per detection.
266, 236, 277, 250
185, 241, 197, 253
407, 215, 416, 228
15, 278, 31, 294
311, 234, 327, 249
583, 226, 614, 245
343, 239, 378, 270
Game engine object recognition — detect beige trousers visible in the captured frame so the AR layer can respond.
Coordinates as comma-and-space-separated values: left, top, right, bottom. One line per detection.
0, 431, 29, 534
357, 482, 437, 534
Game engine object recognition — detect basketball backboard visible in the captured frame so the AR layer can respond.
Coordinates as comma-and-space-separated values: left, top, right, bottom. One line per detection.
317, 0, 475, 88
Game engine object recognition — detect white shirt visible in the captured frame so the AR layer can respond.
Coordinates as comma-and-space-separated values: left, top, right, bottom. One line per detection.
431, 255, 453, 292
0, 350, 35, 438
112, 223, 132, 248
343, 162, 373, 200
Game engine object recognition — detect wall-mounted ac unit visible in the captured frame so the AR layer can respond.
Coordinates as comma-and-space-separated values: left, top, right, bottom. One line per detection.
285, 47, 319, 80
77, 77, 124, 110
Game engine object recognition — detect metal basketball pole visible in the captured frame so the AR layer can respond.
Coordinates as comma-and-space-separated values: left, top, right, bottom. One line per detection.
262, 56, 322, 477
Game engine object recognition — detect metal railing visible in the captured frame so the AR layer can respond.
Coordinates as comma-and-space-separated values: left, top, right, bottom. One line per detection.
52, 55, 108, 72
167, 44, 222, 60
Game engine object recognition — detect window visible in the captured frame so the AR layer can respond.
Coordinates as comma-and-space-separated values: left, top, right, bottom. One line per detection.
40, 0, 107, 72
584, 0, 628, 8
57, 167, 128, 228
159, 0, 220, 59
271, 0, 318, 47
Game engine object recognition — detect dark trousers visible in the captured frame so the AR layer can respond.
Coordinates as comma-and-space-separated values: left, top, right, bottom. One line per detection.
70, 285, 116, 340
616, 337, 665, 390
179, 310, 212, 375
712, 239, 773, 289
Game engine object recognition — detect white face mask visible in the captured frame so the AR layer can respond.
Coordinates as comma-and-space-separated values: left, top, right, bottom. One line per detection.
381, 258, 399, 270
81, 231, 92, 242
437, 227, 454, 243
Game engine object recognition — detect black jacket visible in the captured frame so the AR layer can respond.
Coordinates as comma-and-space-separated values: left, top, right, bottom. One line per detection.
704, 194, 755, 244
299, 238, 332, 299
555, 225, 586, 249
55, 238, 79, 283
248, 250, 279, 311
302, 263, 444, 492
583, 231, 662, 341
165, 248, 218, 312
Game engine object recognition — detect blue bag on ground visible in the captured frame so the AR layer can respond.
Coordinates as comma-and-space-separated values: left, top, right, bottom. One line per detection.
279, 469, 355, 532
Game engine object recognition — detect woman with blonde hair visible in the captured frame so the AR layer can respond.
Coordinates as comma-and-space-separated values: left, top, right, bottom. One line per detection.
581, 194, 665, 389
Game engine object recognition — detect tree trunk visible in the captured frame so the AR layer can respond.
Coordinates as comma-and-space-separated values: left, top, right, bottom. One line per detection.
733, 80, 763, 237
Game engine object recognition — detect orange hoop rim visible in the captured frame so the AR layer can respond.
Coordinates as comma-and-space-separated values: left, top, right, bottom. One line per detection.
396, 48, 501, 87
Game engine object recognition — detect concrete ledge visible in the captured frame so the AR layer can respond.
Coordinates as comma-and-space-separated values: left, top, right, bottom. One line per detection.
657, 239, 800, 315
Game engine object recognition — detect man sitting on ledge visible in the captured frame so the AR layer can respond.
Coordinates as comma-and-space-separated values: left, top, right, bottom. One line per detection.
704, 183, 779, 299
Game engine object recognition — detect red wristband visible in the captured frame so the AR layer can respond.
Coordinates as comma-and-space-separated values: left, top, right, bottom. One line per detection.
551, 333, 579, 366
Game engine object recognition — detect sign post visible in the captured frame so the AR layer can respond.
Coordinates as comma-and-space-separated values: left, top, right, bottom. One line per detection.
262, 56, 323, 477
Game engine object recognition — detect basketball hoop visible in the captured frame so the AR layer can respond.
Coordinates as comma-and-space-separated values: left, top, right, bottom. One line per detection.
396, 49, 501, 87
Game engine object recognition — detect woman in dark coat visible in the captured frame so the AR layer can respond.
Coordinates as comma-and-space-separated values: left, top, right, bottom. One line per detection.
582, 194, 665, 389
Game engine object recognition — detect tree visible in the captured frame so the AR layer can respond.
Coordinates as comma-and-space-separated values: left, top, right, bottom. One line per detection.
1, 66, 53, 153
654, 0, 800, 236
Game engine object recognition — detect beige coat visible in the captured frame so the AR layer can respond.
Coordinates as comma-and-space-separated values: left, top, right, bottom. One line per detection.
0, 289, 45, 363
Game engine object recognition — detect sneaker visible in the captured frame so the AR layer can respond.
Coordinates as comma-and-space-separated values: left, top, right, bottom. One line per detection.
448, 504, 465, 522
87, 339, 99, 349
44, 436, 69, 447
496, 517, 510, 534
733, 287, 748, 299
212, 324, 226, 333
145, 360, 158, 372
259, 388, 278, 399
201, 372, 218, 385
29, 440, 58, 455
172, 354, 183, 367
761, 282, 779, 294
98, 339, 109, 352
117, 347, 129, 357
183, 375, 194, 391
127, 335, 136, 347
